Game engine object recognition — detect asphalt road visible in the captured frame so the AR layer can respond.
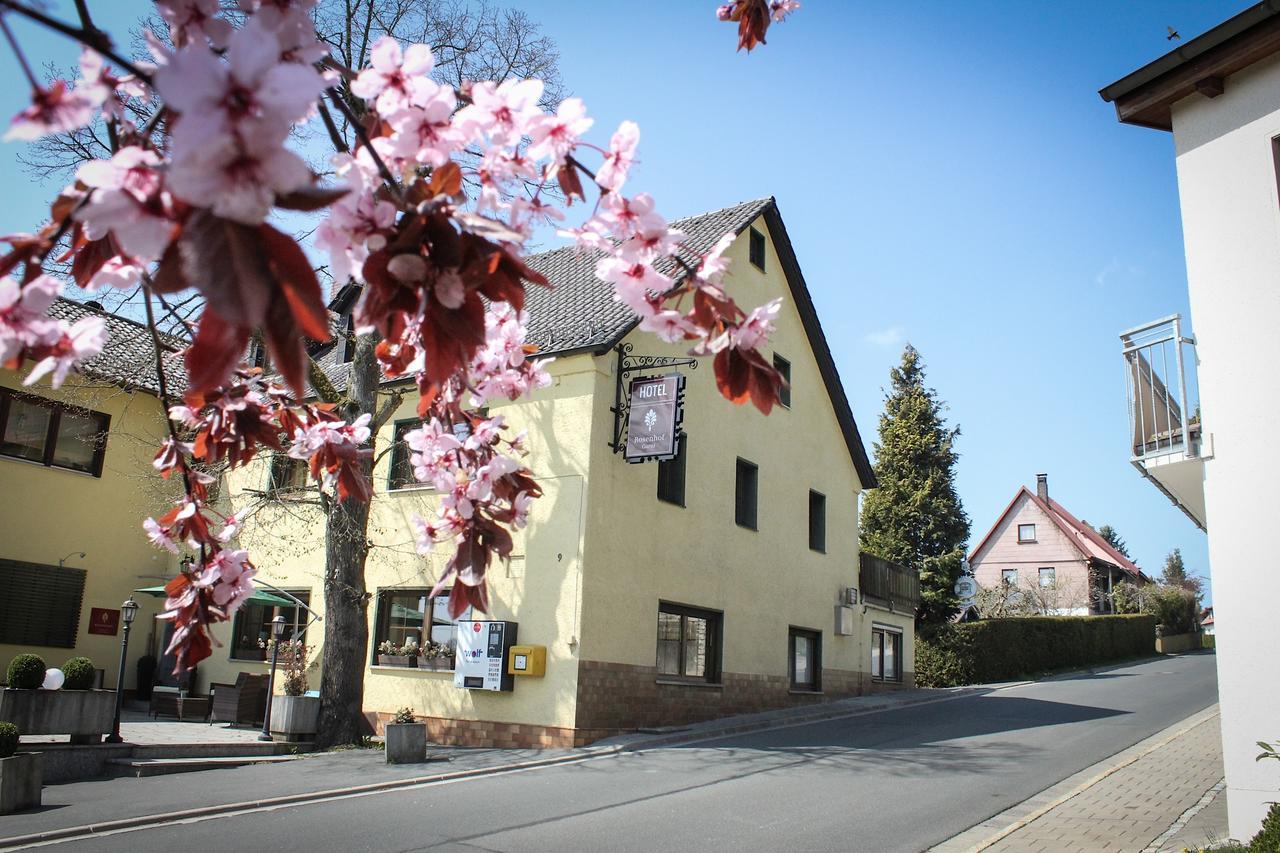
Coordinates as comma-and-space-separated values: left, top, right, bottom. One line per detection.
47, 652, 1218, 853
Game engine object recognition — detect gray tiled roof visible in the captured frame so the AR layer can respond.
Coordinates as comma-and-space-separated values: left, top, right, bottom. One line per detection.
521, 196, 773, 353
47, 298, 187, 398
308, 196, 774, 391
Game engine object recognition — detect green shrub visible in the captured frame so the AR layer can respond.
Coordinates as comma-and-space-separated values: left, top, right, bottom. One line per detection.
1249, 802, 1280, 852
61, 657, 95, 690
6, 654, 46, 690
915, 615, 1156, 688
0, 721, 17, 758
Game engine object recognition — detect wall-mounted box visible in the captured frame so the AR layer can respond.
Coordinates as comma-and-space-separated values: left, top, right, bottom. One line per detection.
834, 605, 855, 636
455, 620, 517, 691
507, 644, 546, 677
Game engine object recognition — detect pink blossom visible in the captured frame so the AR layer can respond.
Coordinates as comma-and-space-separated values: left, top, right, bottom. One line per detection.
596, 257, 670, 315
513, 491, 534, 529
387, 86, 462, 169
288, 413, 372, 460
595, 121, 639, 191
196, 549, 256, 614
0, 275, 59, 364
86, 258, 144, 292
156, 0, 233, 48
716, 4, 735, 21
640, 309, 696, 343
5, 81, 95, 142
697, 232, 735, 284
351, 37, 436, 114
596, 192, 663, 240
527, 97, 593, 165
770, 0, 801, 22
144, 517, 180, 553
23, 315, 107, 388
456, 79, 545, 147
167, 128, 311, 225
732, 297, 782, 350
74, 147, 173, 261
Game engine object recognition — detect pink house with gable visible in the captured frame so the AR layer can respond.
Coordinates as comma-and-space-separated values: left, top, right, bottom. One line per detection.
969, 474, 1147, 614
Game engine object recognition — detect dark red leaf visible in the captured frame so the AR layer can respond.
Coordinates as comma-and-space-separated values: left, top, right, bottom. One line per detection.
556, 163, 585, 204
151, 244, 188, 294
179, 210, 272, 329
274, 185, 350, 211
258, 224, 331, 341
186, 309, 250, 394
68, 233, 113, 289
428, 161, 463, 198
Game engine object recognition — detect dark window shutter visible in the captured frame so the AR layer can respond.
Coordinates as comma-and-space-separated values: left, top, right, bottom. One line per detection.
657, 435, 687, 506
0, 559, 86, 648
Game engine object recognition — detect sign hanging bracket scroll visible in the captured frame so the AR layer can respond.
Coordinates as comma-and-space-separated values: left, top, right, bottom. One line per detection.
609, 342, 697, 462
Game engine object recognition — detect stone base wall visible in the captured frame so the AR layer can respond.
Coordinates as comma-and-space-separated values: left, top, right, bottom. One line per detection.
365, 664, 916, 749
574, 660, 915, 734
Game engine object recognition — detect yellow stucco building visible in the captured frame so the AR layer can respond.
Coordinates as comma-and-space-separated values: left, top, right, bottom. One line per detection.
1, 198, 916, 747
208, 197, 917, 746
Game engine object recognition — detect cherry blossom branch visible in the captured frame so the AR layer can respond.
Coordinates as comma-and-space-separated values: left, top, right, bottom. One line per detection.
0, 0, 151, 83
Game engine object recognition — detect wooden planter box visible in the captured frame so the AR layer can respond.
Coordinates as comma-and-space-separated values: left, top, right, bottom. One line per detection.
0, 753, 42, 814
377, 655, 417, 668
385, 723, 427, 764
269, 695, 320, 741
0, 689, 115, 744
420, 657, 454, 672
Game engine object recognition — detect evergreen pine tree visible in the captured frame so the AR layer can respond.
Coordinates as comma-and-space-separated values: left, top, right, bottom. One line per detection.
1097, 524, 1131, 559
1161, 548, 1204, 599
860, 345, 971, 623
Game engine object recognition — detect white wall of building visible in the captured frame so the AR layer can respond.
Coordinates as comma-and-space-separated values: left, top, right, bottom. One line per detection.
1171, 51, 1280, 839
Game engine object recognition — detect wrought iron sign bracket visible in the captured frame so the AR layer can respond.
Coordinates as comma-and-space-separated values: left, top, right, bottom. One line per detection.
610, 342, 698, 455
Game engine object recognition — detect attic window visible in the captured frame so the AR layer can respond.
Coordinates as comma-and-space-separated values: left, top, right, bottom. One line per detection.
1017, 523, 1036, 543
773, 354, 791, 408
748, 227, 766, 271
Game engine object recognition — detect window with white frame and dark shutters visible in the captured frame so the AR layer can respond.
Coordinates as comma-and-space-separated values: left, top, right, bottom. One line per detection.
0, 558, 86, 648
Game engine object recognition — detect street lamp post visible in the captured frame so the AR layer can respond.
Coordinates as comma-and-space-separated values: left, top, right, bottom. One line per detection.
260, 615, 286, 742
105, 597, 139, 744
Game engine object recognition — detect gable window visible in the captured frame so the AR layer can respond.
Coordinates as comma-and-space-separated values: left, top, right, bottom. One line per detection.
735, 457, 758, 530
789, 627, 821, 691
388, 419, 424, 491
773, 354, 791, 408
1017, 523, 1036, 543
230, 590, 311, 661
748, 227, 766, 271
1039, 567, 1056, 588
1002, 569, 1018, 586
656, 602, 721, 683
808, 490, 826, 552
0, 388, 109, 477
267, 454, 311, 493
0, 558, 86, 648
657, 434, 687, 507
870, 626, 902, 682
372, 588, 465, 665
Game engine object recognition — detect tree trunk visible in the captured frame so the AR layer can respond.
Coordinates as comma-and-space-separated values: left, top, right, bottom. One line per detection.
315, 331, 380, 748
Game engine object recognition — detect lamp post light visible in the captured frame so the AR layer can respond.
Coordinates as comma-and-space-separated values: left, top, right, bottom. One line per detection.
260, 615, 286, 742
105, 597, 139, 744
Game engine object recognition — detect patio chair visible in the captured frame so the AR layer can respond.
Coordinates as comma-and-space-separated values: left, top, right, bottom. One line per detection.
209, 673, 269, 726
149, 685, 181, 719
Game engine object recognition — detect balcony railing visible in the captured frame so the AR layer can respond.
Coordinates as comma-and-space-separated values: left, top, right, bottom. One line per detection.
1120, 315, 1200, 462
859, 552, 920, 612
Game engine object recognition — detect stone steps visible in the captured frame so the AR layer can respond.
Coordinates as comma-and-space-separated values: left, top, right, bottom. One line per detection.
105, 754, 302, 778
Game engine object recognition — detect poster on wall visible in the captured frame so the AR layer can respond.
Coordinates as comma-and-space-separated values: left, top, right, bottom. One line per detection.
624, 373, 685, 463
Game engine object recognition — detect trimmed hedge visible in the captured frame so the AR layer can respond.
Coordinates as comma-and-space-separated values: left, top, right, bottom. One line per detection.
61, 657, 96, 690
6, 654, 46, 690
916, 615, 1156, 688
0, 721, 17, 758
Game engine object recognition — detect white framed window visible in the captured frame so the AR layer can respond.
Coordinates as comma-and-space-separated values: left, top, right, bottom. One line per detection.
871, 625, 902, 681
1017, 523, 1036, 543
1002, 568, 1018, 586
1039, 567, 1056, 587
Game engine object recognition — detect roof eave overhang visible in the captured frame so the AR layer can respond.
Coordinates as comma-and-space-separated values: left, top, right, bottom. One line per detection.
1099, 1, 1280, 131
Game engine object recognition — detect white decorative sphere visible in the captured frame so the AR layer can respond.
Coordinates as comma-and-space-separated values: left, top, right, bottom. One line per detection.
42, 668, 65, 690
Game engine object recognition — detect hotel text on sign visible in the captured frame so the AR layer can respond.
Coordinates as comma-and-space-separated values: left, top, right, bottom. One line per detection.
624, 374, 684, 462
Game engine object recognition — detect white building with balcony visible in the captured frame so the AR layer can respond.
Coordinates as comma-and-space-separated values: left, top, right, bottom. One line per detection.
1101, 2, 1280, 839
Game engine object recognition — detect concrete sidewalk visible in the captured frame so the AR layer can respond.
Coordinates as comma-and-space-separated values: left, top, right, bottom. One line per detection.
934, 706, 1230, 852
0, 686, 972, 850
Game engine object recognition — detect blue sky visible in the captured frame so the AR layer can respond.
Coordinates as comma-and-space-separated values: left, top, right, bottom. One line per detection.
0, 1, 1245, 594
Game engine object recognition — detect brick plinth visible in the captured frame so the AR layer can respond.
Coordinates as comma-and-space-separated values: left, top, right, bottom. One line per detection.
574, 660, 914, 735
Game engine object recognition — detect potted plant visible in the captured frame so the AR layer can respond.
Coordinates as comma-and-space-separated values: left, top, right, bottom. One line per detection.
266, 640, 319, 742
385, 707, 427, 764
378, 639, 418, 668
422, 640, 455, 671
0, 721, 40, 814
0, 654, 114, 745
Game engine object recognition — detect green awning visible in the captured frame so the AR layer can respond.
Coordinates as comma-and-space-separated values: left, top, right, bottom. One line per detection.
133, 586, 298, 608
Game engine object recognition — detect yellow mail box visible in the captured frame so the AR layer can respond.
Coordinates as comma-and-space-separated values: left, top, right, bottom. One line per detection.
507, 644, 546, 677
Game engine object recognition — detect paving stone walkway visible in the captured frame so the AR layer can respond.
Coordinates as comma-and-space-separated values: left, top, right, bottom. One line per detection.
983, 712, 1226, 853
18, 707, 267, 745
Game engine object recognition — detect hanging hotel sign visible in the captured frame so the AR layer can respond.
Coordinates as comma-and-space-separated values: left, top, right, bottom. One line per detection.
624, 374, 685, 462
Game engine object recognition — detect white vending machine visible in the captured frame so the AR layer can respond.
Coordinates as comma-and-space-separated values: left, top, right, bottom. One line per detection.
454, 620, 518, 691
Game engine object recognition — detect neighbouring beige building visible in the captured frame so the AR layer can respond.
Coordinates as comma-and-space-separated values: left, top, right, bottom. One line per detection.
206, 197, 918, 746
